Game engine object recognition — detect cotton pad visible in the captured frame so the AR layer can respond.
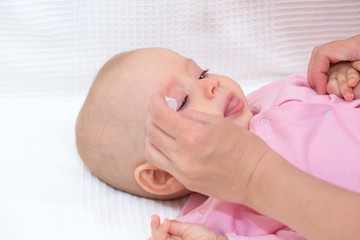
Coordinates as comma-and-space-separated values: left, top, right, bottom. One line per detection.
165, 96, 177, 111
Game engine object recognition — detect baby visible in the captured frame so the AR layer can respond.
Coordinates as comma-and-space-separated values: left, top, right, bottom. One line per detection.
76, 48, 360, 239
76, 48, 253, 200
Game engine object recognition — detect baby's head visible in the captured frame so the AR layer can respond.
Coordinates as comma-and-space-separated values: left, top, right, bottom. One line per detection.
76, 48, 253, 200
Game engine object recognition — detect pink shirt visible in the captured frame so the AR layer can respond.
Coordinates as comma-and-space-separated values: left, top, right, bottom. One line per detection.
177, 74, 360, 239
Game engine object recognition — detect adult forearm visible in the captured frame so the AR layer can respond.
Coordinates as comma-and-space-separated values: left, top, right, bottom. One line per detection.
247, 150, 360, 240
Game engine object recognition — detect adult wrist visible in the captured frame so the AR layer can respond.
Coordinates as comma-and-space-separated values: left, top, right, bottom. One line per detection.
243, 147, 286, 210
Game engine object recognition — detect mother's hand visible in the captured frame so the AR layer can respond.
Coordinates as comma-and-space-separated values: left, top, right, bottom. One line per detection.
307, 34, 360, 95
144, 92, 271, 204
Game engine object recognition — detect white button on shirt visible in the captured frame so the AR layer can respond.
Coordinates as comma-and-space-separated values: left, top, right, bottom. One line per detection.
324, 109, 334, 119
260, 116, 269, 126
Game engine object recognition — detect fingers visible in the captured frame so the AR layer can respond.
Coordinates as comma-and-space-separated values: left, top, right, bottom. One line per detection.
150, 215, 171, 240
180, 109, 221, 124
307, 46, 331, 95
353, 83, 360, 99
149, 92, 185, 139
145, 113, 176, 162
149, 215, 160, 240
167, 220, 217, 239
348, 63, 360, 87
307, 35, 360, 95
326, 77, 341, 98
336, 71, 354, 102
151, 215, 161, 231
145, 92, 183, 171
326, 62, 360, 101
148, 92, 218, 139
146, 92, 224, 172
144, 135, 173, 173
351, 61, 360, 71
168, 220, 189, 237
349, 61, 360, 99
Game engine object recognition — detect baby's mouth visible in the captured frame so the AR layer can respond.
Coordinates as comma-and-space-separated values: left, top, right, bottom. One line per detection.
224, 94, 244, 117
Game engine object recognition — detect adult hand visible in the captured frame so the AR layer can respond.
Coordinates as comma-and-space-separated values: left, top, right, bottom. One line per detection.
144, 92, 272, 204
307, 34, 360, 95
145, 93, 360, 240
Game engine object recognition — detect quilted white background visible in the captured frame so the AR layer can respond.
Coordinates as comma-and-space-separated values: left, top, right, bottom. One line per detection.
0, 1, 359, 239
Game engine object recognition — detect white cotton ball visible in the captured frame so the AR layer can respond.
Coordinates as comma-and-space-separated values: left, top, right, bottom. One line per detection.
165, 96, 177, 111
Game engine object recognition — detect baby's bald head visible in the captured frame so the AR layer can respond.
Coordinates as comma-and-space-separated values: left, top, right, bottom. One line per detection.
76, 49, 190, 199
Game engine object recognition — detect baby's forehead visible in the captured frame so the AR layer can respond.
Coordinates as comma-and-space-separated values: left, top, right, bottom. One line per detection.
113, 48, 201, 95
119, 48, 197, 70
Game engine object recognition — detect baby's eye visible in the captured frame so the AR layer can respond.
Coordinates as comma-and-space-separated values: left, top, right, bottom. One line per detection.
177, 95, 188, 111
199, 69, 209, 79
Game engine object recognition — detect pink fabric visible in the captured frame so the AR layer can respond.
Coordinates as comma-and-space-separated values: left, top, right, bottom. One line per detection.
177, 74, 360, 239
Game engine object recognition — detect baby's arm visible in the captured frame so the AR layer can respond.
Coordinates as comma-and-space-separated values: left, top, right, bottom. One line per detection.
149, 215, 226, 240
326, 61, 360, 101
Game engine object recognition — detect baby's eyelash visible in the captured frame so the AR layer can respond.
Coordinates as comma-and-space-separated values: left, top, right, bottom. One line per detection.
199, 69, 209, 79
177, 95, 188, 111
178, 69, 209, 111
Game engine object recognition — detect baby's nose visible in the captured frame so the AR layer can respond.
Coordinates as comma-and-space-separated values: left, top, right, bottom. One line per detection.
202, 78, 219, 98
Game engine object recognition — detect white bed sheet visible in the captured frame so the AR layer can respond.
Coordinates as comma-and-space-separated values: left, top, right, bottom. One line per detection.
1, 1, 359, 239
0, 86, 262, 240
0, 96, 186, 240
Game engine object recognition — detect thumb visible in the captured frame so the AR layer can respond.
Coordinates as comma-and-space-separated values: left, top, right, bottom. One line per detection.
307, 70, 327, 95
180, 110, 224, 125
313, 73, 328, 95
307, 49, 330, 95
168, 220, 191, 237
351, 61, 360, 72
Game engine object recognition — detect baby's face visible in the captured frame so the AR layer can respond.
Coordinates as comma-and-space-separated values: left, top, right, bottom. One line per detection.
77, 48, 253, 199
128, 48, 253, 129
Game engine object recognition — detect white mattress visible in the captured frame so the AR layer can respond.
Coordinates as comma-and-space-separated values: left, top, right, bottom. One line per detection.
1, 1, 359, 239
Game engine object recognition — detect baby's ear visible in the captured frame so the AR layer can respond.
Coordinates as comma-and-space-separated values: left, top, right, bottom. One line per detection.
134, 162, 185, 195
